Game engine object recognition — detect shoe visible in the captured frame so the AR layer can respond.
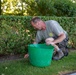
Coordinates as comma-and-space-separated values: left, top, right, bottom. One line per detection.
53, 50, 64, 61
64, 51, 68, 56
64, 49, 69, 56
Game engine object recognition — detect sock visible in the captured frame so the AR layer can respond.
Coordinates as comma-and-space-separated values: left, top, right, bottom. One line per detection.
57, 49, 61, 52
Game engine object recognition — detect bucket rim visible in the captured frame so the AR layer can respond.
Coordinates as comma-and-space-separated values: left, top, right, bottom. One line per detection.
28, 43, 54, 50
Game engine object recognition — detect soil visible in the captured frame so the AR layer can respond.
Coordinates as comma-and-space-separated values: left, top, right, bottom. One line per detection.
0, 54, 23, 62
0, 49, 75, 62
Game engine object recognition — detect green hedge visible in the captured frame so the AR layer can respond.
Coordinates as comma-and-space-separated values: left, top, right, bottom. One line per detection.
0, 15, 76, 55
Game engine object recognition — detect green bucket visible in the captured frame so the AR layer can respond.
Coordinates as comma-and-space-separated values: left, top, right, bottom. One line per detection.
28, 43, 54, 67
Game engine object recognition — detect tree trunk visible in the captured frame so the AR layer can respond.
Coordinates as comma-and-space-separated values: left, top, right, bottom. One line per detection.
0, 0, 1, 15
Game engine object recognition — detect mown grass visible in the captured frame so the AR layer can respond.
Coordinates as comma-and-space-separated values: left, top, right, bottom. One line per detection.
0, 50, 76, 75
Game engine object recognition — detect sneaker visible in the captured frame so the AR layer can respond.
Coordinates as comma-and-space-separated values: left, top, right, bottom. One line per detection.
64, 51, 68, 56
53, 50, 64, 61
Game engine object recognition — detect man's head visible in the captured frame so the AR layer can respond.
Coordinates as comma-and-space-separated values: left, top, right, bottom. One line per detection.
31, 17, 46, 30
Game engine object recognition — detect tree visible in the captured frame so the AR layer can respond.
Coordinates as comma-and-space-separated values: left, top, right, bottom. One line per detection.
1, 0, 76, 16
25, 0, 76, 16
25, 0, 56, 16
1, 0, 27, 15
0, 0, 1, 15
53, 0, 76, 17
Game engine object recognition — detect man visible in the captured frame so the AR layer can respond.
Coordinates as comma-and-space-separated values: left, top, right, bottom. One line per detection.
24, 17, 69, 60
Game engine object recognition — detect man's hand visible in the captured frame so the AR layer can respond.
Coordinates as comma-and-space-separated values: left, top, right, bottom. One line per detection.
45, 38, 60, 50
45, 38, 55, 46
24, 53, 29, 58
46, 41, 55, 46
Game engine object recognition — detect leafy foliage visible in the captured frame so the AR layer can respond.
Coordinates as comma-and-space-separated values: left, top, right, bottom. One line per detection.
53, 0, 76, 17
0, 16, 76, 55
25, 0, 56, 16
25, 0, 76, 16
0, 16, 35, 55
1, 0, 76, 16
1, 0, 27, 15
0, 0, 1, 15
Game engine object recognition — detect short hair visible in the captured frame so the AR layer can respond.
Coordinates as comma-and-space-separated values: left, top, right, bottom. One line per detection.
31, 17, 41, 23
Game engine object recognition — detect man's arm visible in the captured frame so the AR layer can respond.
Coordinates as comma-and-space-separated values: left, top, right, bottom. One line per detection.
53, 32, 66, 44
45, 33, 66, 52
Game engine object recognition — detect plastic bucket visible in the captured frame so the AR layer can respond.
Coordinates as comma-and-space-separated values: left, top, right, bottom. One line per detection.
28, 43, 54, 67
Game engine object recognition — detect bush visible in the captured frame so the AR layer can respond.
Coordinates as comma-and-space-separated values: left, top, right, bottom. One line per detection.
0, 16, 35, 55
0, 15, 76, 55
54, 0, 76, 17
25, 0, 56, 16
25, 0, 76, 16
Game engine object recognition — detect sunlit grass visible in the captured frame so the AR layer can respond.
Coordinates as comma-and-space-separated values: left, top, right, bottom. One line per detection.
0, 50, 76, 75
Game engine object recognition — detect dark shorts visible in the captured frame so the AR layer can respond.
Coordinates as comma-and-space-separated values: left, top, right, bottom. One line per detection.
53, 35, 69, 48
53, 35, 69, 55
57, 36, 69, 49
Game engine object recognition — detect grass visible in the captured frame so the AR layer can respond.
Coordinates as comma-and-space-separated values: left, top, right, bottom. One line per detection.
0, 50, 76, 75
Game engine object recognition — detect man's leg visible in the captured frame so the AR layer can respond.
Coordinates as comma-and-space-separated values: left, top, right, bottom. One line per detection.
57, 36, 69, 56
45, 38, 64, 60
52, 44, 64, 60
52, 35, 69, 57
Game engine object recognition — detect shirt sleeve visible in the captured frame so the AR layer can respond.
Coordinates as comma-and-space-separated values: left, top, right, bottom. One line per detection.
35, 31, 42, 43
51, 21, 64, 36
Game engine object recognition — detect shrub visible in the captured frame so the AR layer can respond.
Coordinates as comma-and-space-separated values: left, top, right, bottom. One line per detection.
25, 0, 76, 16
0, 15, 76, 55
53, 0, 76, 17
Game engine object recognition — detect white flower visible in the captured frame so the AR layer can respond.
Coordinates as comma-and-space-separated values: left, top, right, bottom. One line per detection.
5, 67, 8, 69
1, 73, 5, 75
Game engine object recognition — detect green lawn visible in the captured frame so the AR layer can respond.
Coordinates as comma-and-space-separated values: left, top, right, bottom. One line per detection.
0, 50, 76, 75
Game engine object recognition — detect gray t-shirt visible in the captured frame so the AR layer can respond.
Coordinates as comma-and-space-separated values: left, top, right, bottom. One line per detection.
35, 20, 67, 43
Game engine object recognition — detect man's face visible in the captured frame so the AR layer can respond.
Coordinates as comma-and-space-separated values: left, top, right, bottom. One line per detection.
31, 21, 42, 30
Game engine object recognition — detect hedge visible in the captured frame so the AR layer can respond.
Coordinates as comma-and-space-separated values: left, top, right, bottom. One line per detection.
0, 15, 76, 55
